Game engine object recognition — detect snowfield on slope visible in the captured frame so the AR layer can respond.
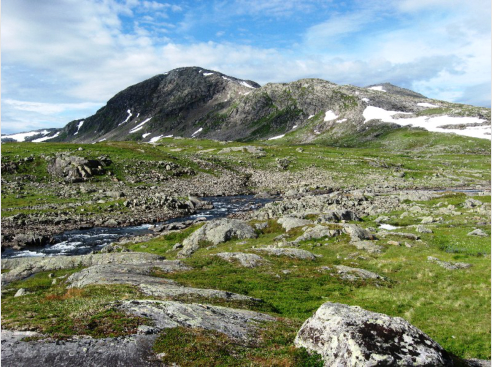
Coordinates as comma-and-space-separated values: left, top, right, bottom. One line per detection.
363, 106, 490, 140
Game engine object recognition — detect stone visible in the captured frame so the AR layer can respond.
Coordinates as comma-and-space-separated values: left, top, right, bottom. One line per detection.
387, 240, 400, 246
294, 302, 453, 366
277, 216, 312, 231
14, 288, 30, 297
67, 263, 260, 303
215, 252, 268, 268
253, 247, 319, 260
117, 300, 274, 342
343, 224, 376, 241
177, 219, 257, 258
467, 229, 488, 237
292, 225, 336, 244
416, 225, 433, 233
351, 240, 384, 254
421, 216, 435, 224
463, 198, 483, 208
427, 256, 472, 270
334, 265, 386, 281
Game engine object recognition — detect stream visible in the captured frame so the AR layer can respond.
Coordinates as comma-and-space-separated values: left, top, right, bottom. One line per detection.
2, 195, 276, 259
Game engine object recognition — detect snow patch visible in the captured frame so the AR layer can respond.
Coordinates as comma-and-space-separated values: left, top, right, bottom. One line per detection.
379, 224, 398, 230
324, 110, 338, 122
142, 133, 151, 138
222, 76, 231, 81
98, 138, 107, 142
417, 102, 439, 108
362, 98, 370, 103
203, 73, 214, 76
149, 135, 163, 143
363, 106, 490, 140
74, 120, 84, 135
268, 134, 285, 140
32, 132, 60, 142
239, 81, 255, 89
292, 125, 298, 129
119, 109, 133, 126
129, 117, 152, 134
308, 115, 315, 119
2, 130, 52, 142
191, 128, 203, 137
336, 119, 347, 124
368, 86, 386, 92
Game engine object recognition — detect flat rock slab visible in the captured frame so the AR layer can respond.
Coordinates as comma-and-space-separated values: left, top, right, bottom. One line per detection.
351, 240, 384, 254
1, 252, 166, 285
334, 265, 386, 281
295, 302, 453, 366
67, 264, 259, 302
117, 300, 275, 342
1, 330, 160, 367
343, 224, 376, 241
215, 252, 269, 268
428, 256, 472, 270
253, 247, 319, 260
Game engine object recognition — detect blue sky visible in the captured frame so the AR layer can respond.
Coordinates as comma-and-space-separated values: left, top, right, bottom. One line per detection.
2, 0, 491, 134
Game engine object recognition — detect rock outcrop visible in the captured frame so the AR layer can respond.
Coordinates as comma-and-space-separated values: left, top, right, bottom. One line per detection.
294, 302, 453, 366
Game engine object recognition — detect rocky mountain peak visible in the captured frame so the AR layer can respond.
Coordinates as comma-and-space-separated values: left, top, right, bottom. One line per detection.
365, 83, 427, 99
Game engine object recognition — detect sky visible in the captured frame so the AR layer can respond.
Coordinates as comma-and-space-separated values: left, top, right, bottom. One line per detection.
2, 0, 491, 134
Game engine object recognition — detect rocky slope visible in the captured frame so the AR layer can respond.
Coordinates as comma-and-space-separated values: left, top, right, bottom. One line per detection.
4, 67, 490, 144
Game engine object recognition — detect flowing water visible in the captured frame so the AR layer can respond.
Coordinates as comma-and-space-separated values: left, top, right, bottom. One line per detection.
2, 195, 276, 258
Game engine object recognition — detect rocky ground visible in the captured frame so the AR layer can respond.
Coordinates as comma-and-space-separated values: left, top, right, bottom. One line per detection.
1, 138, 490, 366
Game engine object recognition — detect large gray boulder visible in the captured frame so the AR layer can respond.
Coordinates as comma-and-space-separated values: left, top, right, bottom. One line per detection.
177, 219, 257, 258
253, 247, 319, 260
292, 225, 337, 244
277, 216, 312, 231
294, 302, 453, 366
215, 252, 268, 268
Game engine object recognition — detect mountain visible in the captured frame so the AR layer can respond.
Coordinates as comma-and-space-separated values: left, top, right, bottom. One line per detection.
3, 67, 491, 144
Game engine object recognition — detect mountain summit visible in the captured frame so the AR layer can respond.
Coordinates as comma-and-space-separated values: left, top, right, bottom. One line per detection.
4, 67, 491, 143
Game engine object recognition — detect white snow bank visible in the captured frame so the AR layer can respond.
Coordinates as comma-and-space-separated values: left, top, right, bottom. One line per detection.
74, 120, 84, 135
98, 138, 107, 142
268, 134, 285, 140
324, 110, 338, 122
3, 130, 50, 142
149, 135, 163, 143
239, 81, 255, 89
362, 98, 370, 103
336, 119, 347, 124
308, 115, 315, 119
379, 224, 398, 230
417, 102, 438, 108
363, 106, 490, 140
32, 132, 60, 142
203, 73, 214, 76
142, 133, 151, 138
368, 86, 386, 92
119, 110, 133, 126
129, 117, 152, 134
191, 128, 203, 137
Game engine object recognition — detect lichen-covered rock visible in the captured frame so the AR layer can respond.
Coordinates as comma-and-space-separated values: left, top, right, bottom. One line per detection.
177, 219, 257, 258
343, 224, 376, 241
277, 216, 312, 231
294, 302, 453, 366
467, 229, 488, 237
334, 265, 386, 282
117, 300, 275, 342
351, 240, 384, 254
427, 256, 472, 270
292, 225, 337, 244
215, 252, 268, 268
253, 247, 319, 260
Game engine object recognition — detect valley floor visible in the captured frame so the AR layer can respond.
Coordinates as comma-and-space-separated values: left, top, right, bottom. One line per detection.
1, 136, 490, 366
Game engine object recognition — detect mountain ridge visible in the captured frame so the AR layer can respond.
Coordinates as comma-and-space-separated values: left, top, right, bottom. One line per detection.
3, 67, 490, 143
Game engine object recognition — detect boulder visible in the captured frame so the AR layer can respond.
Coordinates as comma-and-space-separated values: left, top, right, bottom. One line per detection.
292, 225, 337, 244
215, 252, 268, 268
334, 265, 386, 282
294, 302, 453, 366
463, 199, 483, 208
177, 219, 257, 258
427, 256, 472, 270
277, 216, 312, 231
467, 229, 488, 237
351, 240, 384, 254
343, 224, 376, 241
47, 154, 108, 182
253, 247, 319, 260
